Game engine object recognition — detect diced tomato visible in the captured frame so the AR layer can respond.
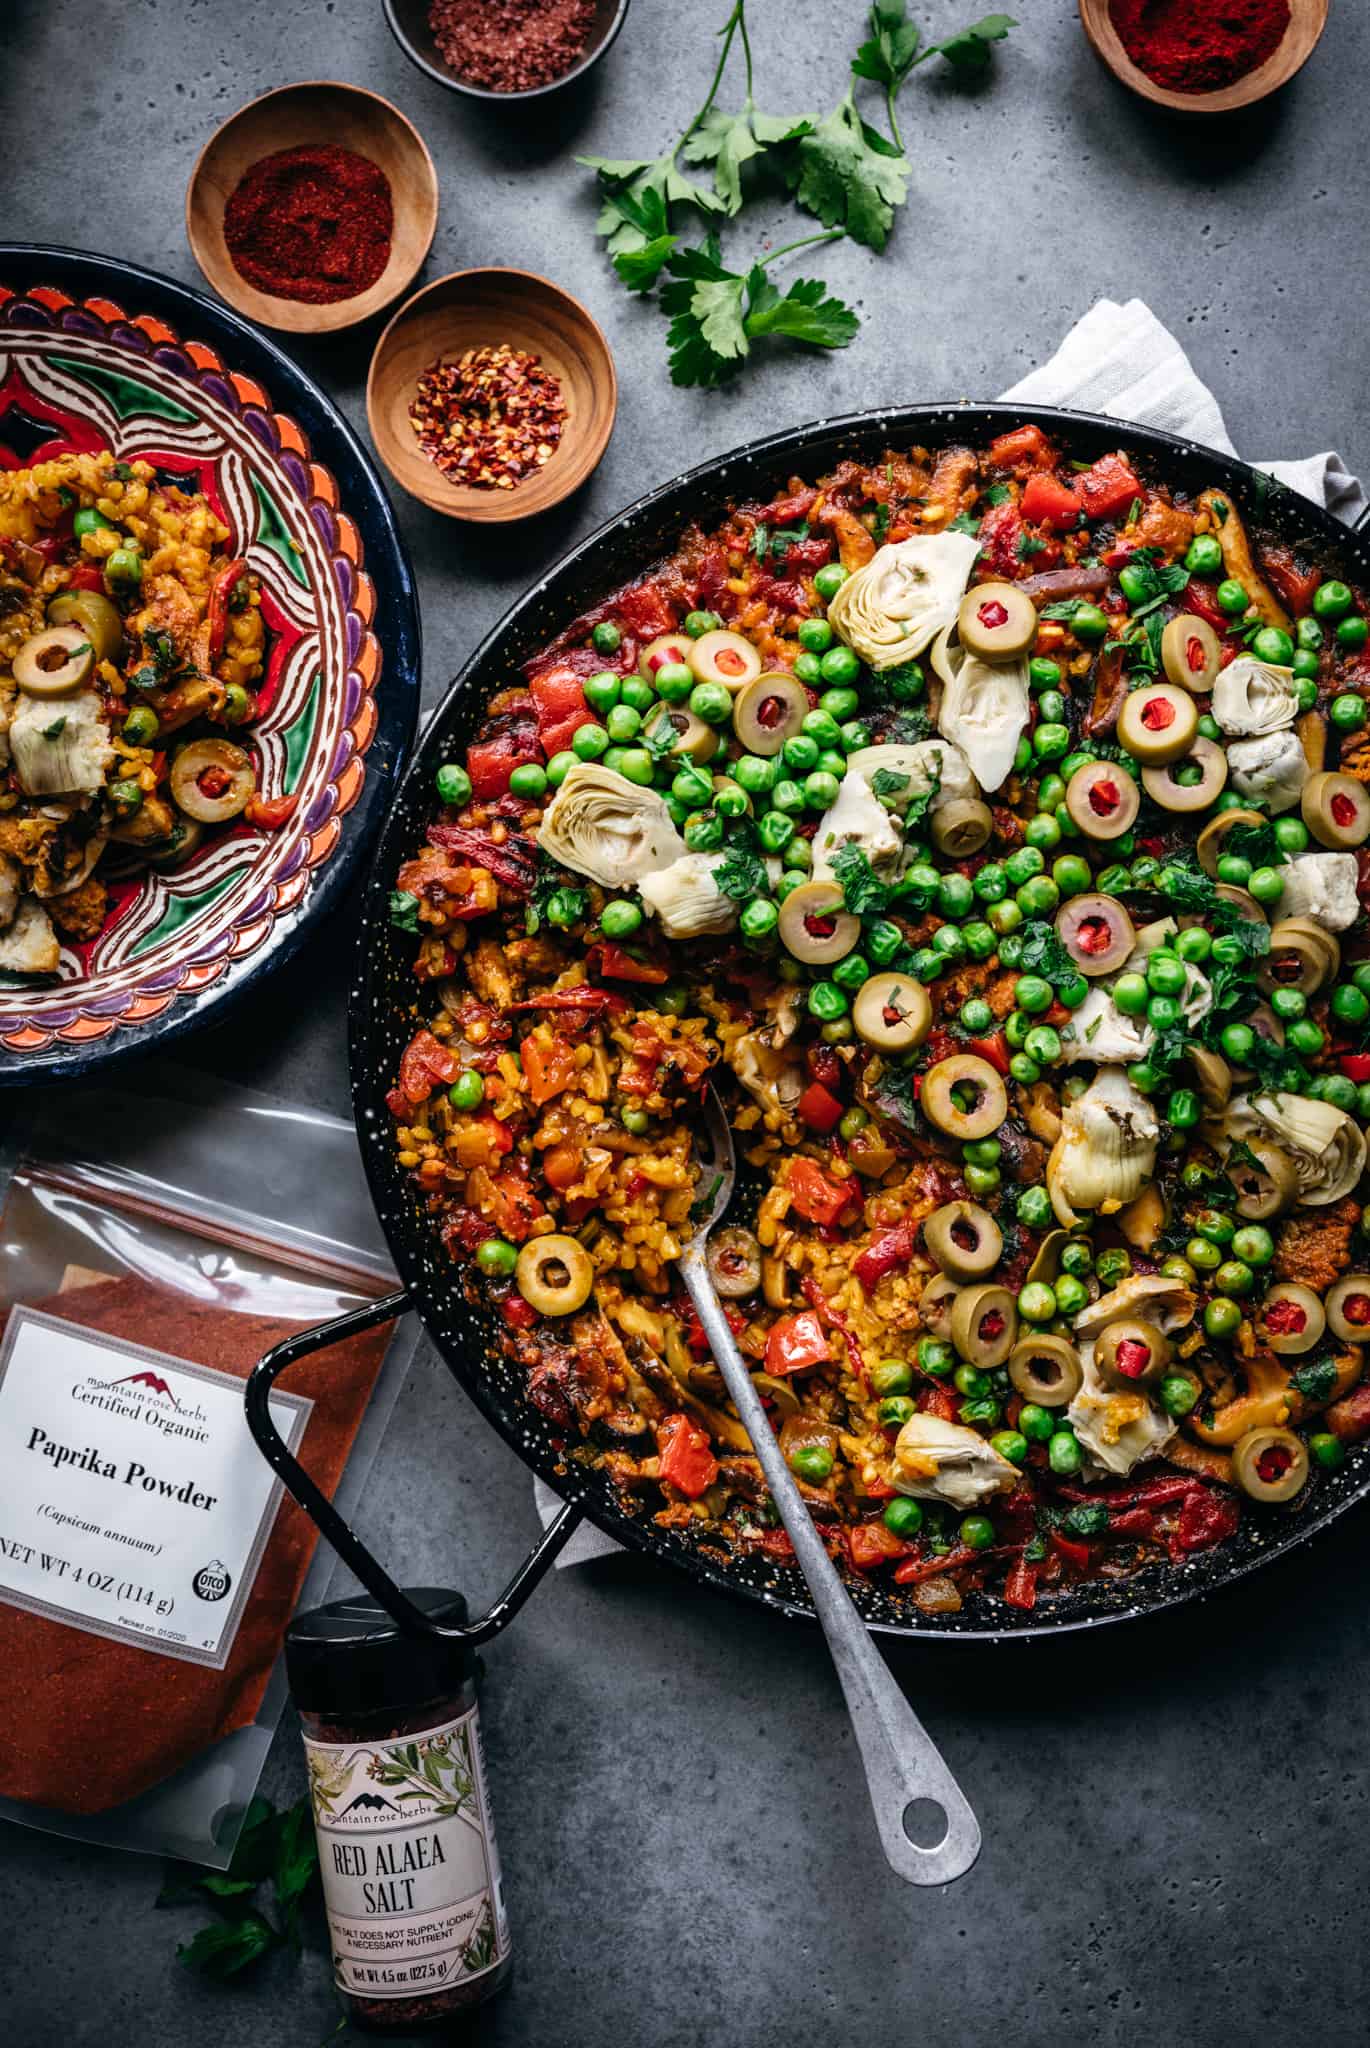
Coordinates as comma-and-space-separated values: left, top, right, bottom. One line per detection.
965, 1031, 1010, 1077
853, 1220, 916, 1291
1020, 472, 1083, 528
1182, 578, 1229, 630
764, 1309, 831, 1377
657, 1412, 719, 1498
528, 663, 595, 757
521, 1032, 576, 1106
787, 1157, 857, 1227
976, 500, 1025, 577
467, 724, 542, 800
1075, 454, 1143, 521
1003, 1555, 1038, 1610
397, 1028, 459, 1105
616, 583, 676, 640
797, 1081, 844, 1133
477, 1114, 515, 1158
989, 424, 1055, 470
67, 562, 106, 592
847, 1521, 911, 1571
590, 941, 668, 985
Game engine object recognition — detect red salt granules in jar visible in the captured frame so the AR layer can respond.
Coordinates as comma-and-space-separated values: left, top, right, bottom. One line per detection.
1109, 0, 1291, 94
427, 0, 597, 93
224, 143, 393, 304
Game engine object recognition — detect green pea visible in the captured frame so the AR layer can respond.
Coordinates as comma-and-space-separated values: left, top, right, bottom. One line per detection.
1250, 625, 1295, 667
804, 769, 840, 810
572, 722, 610, 760
1033, 722, 1070, 760
734, 754, 777, 796
886, 662, 924, 702
1029, 656, 1062, 691
1128, 855, 1161, 887
990, 1429, 1029, 1467
1312, 579, 1353, 620
672, 763, 712, 807
782, 734, 820, 778
883, 1495, 924, 1537
1036, 773, 1067, 814
655, 661, 694, 703
1018, 876, 1060, 916
790, 1443, 835, 1483
1023, 1024, 1061, 1065
622, 677, 657, 718
1337, 616, 1369, 652
1015, 975, 1054, 1016
1094, 1249, 1132, 1287
684, 812, 724, 852
545, 750, 578, 789
1025, 813, 1062, 852
988, 900, 1023, 937
1219, 1021, 1254, 1060
960, 997, 995, 1034
871, 1356, 913, 1399
1053, 853, 1092, 898
1331, 693, 1367, 731
448, 1071, 486, 1111
108, 777, 143, 813
509, 762, 548, 798
802, 709, 844, 751
814, 562, 848, 601
937, 872, 975, 919
1054, 1274, 1089, 1316
963, 921, 997, 961
1004, 846, 1044, 885
1127, 1061, 1162, 1094
592, 619, 622, 654
1016, 1184, 1052, 1228
584, 669, 621, 714
545, 888, 584, 930
690, 681, 733, 725
840, 720, 871, 752
1014, 735, 1034, 774
1159, 1375, 1199, 1419
918, 1338, 956, 1377
1118, 561, 1152, 607
971, 862, 1006, 904
819, 644, 860, 685
599, 900, 642, 943
1321, 1073, 1359, 1113
1048, 1431, 1084, 1476
1230, 1225, 1273, 1268
959, 1515, 995, 1551
476, 1238, 518, 1278
1071, 604, 1110, 643
436, 762, 473, 807
1215, 1260, 1254, 1299
1309, 1432, 1345, 1471
1095, 863, 1132, 896
1195, 713, 1222, 742
1167, 1089, 1200, 1129
808, 980, 849, 1022
933, 924, 966, 961
621, 1107, 651, 1137
817, 687, 858, 725
1216, 853, 1253, 887
1004, 1009, 1032, 1049
1271, 816, 1308, 855
739, 898, 779, 942
1294, 671, 1319, 705
1286, 1017, 1324, 1056
619, 749, 655, 786
832, 951, 870, 992
878, 1395, 917, 1428
862, 919, 901, 967
713, 777, 750, 819
1216, 579, 1250, 616
963, 1165, 1002, 1198
1269, 986, 1305, 1021
684, 609, 722, 639
1036, 689, 1067, 726
1332, 983, 1370, 1025
1184, 534, 1224, 577
122, 705, 159, 746
1018, 1281, 1057, 1323
798, 617, 834, 653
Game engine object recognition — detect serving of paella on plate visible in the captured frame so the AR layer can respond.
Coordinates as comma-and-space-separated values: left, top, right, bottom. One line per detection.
382, 419, 1370, 1620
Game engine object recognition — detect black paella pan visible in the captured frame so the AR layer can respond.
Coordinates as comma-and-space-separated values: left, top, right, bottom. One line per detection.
247, 401, 1370, 1646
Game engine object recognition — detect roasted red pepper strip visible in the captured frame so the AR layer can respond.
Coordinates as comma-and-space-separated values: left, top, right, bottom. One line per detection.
656, 1412, 719, 1499
1020, 472, 1083, 528
787, 1157, 858, 1227
1182, 578, 1231, 630
847, 1520, 912, 1572
796, 1080, 844, 1132
207, 557, 249, 662
1048, 1530, 1091, 1573
853, 1220, 917, 1291
764, 1309, 831, 1377
1003, 1554, 1039, 1610
1169, 1488, 1240, 1557
590, 941, 669, 985
397, 1027, 459, 1105
989, 424, 1055, 470
965, 1031, 1010, 1077
428, 823, 537, 895
800, 1275, 869, 1391
507, 987, 627, 1015
894, 1544, 980, 1585
1341, 1053, 1370, 1083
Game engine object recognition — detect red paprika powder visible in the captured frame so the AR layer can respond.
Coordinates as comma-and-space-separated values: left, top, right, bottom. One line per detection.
1109, 0, 1291, 93
224, 144, 393, 304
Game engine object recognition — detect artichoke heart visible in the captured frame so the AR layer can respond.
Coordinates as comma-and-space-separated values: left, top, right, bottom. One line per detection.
1226, 730, 1307, 816
0, 895, 60, 974
536, 763, 686, 888
1074, 1273, 1197, 1338
1066, 1342, 1176, 1477
1224, 1090, 1367, 1207
9, 689, 113, 798
1211, 656, 1299, 738
638, 853, 738, 938
1057, 985, 1153, 1065
846, 739, 978, 817
1047, 1067, 1159, 1225
890, 1413, 1019, 1509
811, 767, 903, 880
1275, 851, 1361, 931
932, 633, 1030, 793
826, 531, 981, 671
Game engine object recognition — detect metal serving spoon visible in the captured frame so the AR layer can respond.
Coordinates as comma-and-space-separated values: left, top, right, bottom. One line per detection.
676, 1084, 981, 1888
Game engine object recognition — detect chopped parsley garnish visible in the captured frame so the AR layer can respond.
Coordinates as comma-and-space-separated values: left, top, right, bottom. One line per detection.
1016, 532, 1047, 559
985, 483, 1012, 505
949, 511, 982, 536
40, 716, 67, 739
1062, 1503, 1110, 1539
753, 519, 812, 561
1290, 1358, 1339, 1403
713, 841, 770, 901
526, 854, 586, 935
388, 889, 420, 934
870, 767, 910, 799
831, 841, 890, 915
1040, 598, 1083, 622
1017, 919, 1078, 991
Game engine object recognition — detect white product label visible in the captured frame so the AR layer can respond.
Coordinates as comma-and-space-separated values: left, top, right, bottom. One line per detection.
0, 1304, 311, 1668
305, 1702, 510, 2000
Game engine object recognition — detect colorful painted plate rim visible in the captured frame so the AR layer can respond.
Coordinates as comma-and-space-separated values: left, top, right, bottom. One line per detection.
0, 244, 420, 1084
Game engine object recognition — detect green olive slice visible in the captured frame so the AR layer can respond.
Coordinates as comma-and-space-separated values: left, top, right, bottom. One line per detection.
687, 628, 762, 692
917, 1271, 960, 1341
921, 1055, 1008, 1141
169, 738, 256, 822
1096, 1318, 1171, 1388
1212, 883, 1267, 930
12, 624, 95, 698
852, 970, 931, 1050
1232, 1425, 1309, 1504
777, 878, 860, 965
1259, 916, 1340, 998
1326, 1274, 1370, 1343
638, 632, 694, 682
1117, 682, 1199, 764
1008, 1334, 1083, 1408
1256, 1283, 1326, 1356
1161, 614, 1221, 692
1196, 807, 1266, 879
707, 1225, 763, 1299
950, 1283, 1018, 1369
923, 1200, 1003, 1281
956, 580, 1038, 662
515, 1233, 595, 1316
47, 588, 125, 666
929, 797, 993, 857
1056, 892, 1135, 976
643, 705, 719, 765
1191, 1046, 1231, 1113
1302, 770, 1370, 850
732, 673, 810, 755
1064, 761, 1139, 840
1141, 736, 1228, 813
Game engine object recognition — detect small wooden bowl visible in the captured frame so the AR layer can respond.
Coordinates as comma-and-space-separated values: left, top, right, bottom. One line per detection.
366, 270, 617, 523
1078, 0, 1328, 114
384, 0, 631, 100
186, 81, 438, 334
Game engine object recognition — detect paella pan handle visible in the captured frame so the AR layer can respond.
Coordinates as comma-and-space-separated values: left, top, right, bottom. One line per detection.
245, 1290, 582, 1645
1355, 501, 1370, 537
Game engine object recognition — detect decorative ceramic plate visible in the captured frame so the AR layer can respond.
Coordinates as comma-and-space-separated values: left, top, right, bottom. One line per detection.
0, 246, 419, 1081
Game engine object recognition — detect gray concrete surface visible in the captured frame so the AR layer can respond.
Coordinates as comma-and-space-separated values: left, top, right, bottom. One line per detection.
2, 0, 1369, 2041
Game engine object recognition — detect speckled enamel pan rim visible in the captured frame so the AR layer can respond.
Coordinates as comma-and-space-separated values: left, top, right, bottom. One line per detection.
350, 400, 1370, 1642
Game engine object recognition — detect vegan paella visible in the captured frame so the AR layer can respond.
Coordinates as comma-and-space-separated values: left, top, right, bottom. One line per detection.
385, 423, 1370, 1617
0, 449, 279, 974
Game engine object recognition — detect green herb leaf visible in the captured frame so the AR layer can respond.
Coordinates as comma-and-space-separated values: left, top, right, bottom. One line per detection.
851, 0, 923, 90
1290, 1358, 1339, 1403
662, 240, 858, 389
680, 102, 811, 213
580, 152, 724, 260
832, 841, 891, 916
927, 11, 1016, 72
870, 767, 910, 798
743, 267, 860, 349
1040, 599, 1082, 622
871, 501, 892, 546
176, 1912, 279, 1982
1017, 919, 1079, 991
787, 93, 909, 250
273, 1801, 320, 1951
949, 511, 981, 536
712, 842, 770, 901
40, 716, 67, 740
1016, 533, 1047, 559
389, 889, 420, 935
1062, 1501, 1110, 1539
985, 483, 1012, 505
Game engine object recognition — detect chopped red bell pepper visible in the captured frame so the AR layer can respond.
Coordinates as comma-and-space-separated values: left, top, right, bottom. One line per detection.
1181, 578, 1230, 630
1107, 1507, 1159, 1540
989, 424, 1055, 470
1003, 1554, 1039, 1610
466, 721, 543, 801
965, 1031, 1010, 1077
1075, 454, 1144, 521
1020, 472, 1083, 529
917, 1383, 959, 1422
590, 941, 669, 985
520, 1032, 577, 1106
853, 1220, 917, 1291
894, 1543, 980, 1585
799, 1275, 868, 1390
786, 1157, 858, 1227
847, 1520, 912, 1571
797, 1080, 844, 1133
508, 986, 627, 1014
1048, 1529, 1092, 1573
67, 561, 107, 592
528, 663, 596, 757
1169, 1486, 1240, 1558
616, 582, 676, 640
1341, 1053, 1370, 1083
764, 1309, 831, 1377
245, 793, 297, 830
207, 557, 250, 663
656, 1412, 719, 1499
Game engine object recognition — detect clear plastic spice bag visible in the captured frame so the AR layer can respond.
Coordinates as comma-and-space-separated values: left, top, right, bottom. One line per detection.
0, 1071, 419, 1866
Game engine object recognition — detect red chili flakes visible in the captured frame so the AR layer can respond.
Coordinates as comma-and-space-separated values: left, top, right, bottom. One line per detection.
409, 344, 568, 492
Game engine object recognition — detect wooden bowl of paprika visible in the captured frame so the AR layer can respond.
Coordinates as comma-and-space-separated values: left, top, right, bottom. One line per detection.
366, 268, 617, 523
186, 80, 439, 334
1078, 0, 1328, 114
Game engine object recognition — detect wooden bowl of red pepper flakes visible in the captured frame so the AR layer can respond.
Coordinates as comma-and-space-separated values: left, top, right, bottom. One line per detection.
366, 268, 617, 522
186, 80, 439, 334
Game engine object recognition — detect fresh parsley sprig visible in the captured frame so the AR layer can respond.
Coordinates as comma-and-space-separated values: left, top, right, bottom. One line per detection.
158, 1794, 319, 1982
661, 233, 859, 389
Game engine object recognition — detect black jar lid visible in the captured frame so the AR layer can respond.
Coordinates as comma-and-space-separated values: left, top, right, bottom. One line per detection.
286, 1587, 472, 1719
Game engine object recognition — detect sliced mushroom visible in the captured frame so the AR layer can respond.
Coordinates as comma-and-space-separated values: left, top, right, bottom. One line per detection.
1302, 771, 1370, 851
929, 796, 993, 857
1326, 1275, 1370, 1344
1256, 1284, 1326, 1356
921, 1055, 1008, 1142
956, 580, 1038, 662
1096, 1318, 1171, 1388
1141, 736, 1228, 812
706, 1226, 762, 1299
950, 1283, 1018, 1369
732, 673, 809, 756
1117, 682, 1199, 764
1064, 761, 1139, 840
852, 971, 931, 1050
1056, 893, 1135, 977
1008, 1334, 1083, 1408
777, 879, 860, 965
687, 628, 762, 691
1232, 1425, 1308, 1504
923, 1201, 1003, 1281
515, 1234, 595, 1316
1161, 614, 1220, 692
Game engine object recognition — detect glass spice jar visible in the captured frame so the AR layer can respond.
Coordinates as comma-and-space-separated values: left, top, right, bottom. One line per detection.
286, 1588, 512, 2030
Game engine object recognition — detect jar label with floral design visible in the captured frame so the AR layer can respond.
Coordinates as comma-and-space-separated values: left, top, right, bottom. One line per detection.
304, 1703, 510, 1999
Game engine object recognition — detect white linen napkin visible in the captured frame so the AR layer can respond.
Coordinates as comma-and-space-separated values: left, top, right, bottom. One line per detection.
533, 295, 1366, 1566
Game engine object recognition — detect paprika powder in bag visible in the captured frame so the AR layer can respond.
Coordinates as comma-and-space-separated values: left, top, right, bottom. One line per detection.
0, 1076, 418, 1866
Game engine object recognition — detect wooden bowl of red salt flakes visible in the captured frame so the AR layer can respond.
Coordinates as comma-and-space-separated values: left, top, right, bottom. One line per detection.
187, 81, 439, 334
384, 0, 631, 99
366, 268, 617, 522
1078, 0, 1328, 114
